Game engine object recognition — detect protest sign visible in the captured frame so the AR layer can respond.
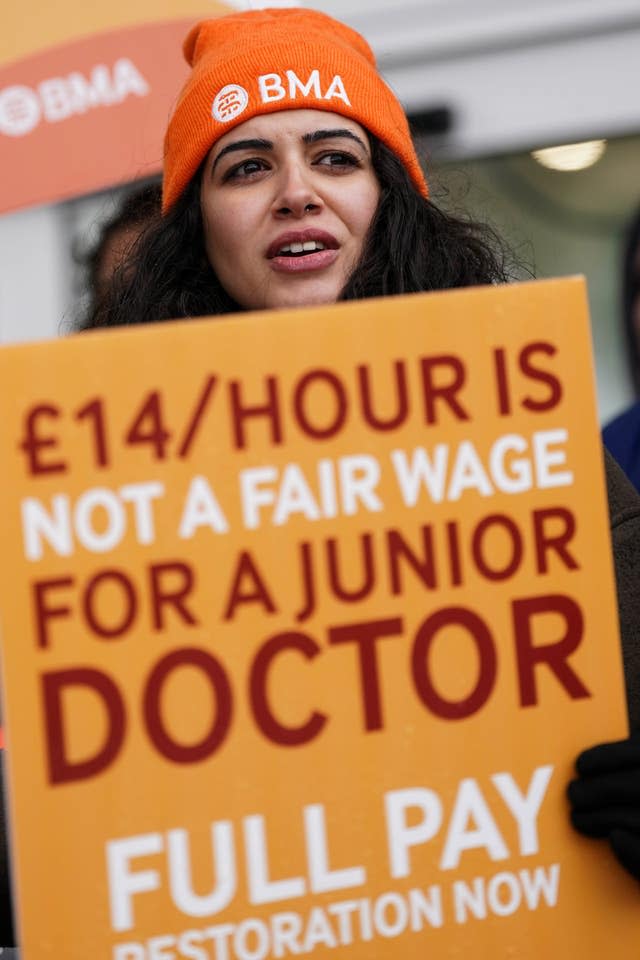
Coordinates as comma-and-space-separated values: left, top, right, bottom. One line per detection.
0, 277, 637, 958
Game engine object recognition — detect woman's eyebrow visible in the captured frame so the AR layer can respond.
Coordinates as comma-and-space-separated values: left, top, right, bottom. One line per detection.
211, 138, 273, 171
303, 129, 367, 150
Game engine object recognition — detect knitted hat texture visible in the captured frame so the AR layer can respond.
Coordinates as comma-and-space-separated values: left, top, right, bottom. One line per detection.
163, 7, 427, 211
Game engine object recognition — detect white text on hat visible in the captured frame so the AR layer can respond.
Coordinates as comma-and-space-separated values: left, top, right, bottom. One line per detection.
258, 71, 351, 106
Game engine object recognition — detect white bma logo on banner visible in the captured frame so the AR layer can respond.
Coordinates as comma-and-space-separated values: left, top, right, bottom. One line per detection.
0, 86, 41, 136
0, 59, 149, 138
212, 84, 249, 123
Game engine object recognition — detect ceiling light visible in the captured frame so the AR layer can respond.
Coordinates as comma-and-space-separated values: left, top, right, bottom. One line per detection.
531, 140, 607, 172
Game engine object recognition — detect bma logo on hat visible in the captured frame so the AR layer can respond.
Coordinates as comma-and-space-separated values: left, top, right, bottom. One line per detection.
212, 84, 249, 123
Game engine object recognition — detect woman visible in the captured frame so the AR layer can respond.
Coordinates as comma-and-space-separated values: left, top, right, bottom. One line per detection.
78, 6, 640, 887
82, 9, 513, 329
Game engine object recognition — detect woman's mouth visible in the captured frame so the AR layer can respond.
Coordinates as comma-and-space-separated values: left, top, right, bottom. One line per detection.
267, 231, 340, 273
278, 239, 326, 255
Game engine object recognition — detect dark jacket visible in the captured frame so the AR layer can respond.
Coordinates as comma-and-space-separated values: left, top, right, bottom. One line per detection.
603, 401, 640, 494
605, 447, 640, 732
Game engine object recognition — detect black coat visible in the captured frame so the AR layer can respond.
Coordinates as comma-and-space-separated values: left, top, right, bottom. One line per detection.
605, 448, 640, 733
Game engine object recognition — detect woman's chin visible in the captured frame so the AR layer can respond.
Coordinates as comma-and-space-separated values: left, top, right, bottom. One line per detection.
259, 277, 343, 312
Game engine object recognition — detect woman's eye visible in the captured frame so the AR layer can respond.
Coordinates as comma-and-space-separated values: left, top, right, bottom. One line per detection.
225, 158, 267, 180
316, 151, 359, 169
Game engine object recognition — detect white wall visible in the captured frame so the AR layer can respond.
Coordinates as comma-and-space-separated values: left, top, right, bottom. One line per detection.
334, 0, 640, 156
0, 202, 74, 341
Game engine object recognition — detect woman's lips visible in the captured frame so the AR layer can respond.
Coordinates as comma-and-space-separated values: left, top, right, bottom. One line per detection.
266, 229, 339, 273
269, 248, 339, 273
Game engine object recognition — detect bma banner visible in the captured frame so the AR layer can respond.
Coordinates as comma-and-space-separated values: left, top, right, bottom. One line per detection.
0, 0, 231, 214
0, 278, 637, 958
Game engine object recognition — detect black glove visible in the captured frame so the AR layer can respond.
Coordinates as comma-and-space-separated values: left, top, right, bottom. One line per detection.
568, 732, 640, 882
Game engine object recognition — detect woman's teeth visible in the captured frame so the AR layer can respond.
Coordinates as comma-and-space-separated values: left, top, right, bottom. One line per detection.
279, 240, 326, 255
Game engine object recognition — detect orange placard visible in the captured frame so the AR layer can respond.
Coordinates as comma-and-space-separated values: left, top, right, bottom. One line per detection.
0, 278, 637, 958
0, 0, 231, 213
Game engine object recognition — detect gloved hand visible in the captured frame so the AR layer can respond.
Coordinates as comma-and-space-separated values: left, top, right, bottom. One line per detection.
568, 732, 640, 881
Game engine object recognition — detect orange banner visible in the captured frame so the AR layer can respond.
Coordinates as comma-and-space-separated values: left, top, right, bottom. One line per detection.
0, 278, 637, 958
0, 0, 230, 213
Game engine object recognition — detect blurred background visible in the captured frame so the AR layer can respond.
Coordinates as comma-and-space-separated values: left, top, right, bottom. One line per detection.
2, 0, 640, 423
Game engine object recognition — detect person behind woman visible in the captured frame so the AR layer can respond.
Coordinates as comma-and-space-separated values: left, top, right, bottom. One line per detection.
78, 181, 161, 310
603, 207, 640, 489
77, 7, 640, 887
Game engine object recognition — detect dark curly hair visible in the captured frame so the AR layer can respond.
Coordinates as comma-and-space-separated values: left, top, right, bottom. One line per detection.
78, 137, 519, 330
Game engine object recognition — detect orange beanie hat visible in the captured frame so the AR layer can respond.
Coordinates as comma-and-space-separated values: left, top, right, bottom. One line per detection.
163, 7, 427, 211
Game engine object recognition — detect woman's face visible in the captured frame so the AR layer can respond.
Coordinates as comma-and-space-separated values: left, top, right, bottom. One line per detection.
200, 109, 380, 311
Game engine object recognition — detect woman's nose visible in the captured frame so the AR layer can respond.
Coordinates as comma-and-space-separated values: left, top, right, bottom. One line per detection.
272, 163, 322, 218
